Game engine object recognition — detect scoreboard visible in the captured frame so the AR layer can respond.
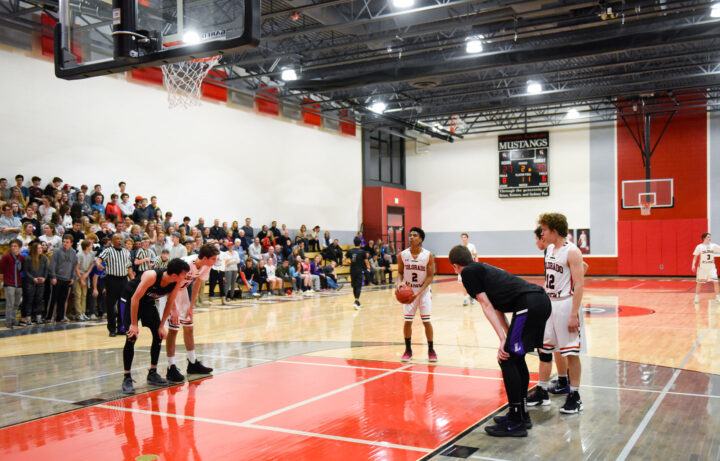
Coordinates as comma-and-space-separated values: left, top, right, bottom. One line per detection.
498, 131, 549, 198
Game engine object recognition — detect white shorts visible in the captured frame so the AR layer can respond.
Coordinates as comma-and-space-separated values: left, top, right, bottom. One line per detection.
540, 297, 583, 356
697, 264, 718, 282
403, 288, 432, 322
168, 286, 194, 330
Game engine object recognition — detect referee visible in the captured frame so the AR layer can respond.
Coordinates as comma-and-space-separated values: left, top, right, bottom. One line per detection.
97, 233, 135, 337
345, 237, 370, 310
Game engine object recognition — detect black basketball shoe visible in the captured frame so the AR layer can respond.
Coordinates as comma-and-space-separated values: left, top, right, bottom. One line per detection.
187, 359, 213, 375
526, 386, 551, 406
166, 364, 185, 383
147, 369, 169, 386
560, 391, 583, 414
484, 421, 528, 437
121, 375, 135, 394
493, 412, 533, 429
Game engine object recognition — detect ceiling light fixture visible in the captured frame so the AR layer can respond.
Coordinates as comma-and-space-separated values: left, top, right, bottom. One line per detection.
369, 101, 387, 114
281, 68, 298, 81
182, 31, 201, 45
712, 2, 720, 17
526, 81, 543, 94
566, 108, 580, 119
465, 36, 483, 54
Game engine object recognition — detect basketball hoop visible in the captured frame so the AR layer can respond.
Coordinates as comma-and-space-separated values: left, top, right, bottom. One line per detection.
161, 55, 221, 109
640, 202, 652, 215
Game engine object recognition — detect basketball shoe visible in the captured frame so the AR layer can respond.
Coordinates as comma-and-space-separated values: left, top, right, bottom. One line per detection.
560, 391, 583, 414
526, 386, 551, 406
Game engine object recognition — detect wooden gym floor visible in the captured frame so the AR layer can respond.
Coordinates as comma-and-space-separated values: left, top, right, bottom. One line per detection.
0, 275, 718, 460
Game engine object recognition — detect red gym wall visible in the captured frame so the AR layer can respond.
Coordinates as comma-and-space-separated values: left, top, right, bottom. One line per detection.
617, 110, 708, 275
362, 187, 421, 244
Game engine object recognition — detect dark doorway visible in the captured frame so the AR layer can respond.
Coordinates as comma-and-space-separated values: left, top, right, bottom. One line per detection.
387, 206, 405, 254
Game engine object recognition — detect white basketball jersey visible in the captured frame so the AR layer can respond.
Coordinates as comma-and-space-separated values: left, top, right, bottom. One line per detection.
544, 242, 575, 298
694, 243, 720, 266
401, 247, 430, 292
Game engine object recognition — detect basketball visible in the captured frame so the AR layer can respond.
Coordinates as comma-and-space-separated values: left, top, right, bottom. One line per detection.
395, 285, 414, 304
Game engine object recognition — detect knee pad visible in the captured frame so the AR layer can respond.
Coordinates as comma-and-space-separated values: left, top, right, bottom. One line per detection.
539, 352, 553, 363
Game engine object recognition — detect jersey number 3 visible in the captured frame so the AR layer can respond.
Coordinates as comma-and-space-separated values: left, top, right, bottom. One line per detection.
545, 273, 555, 290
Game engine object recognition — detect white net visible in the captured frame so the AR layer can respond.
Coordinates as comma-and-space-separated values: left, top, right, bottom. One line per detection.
161, 56, 221, 109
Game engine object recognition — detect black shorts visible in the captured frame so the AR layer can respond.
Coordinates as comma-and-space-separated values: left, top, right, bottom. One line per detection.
120, 296, 161, 333
350, 270, 364, 287
504, 291, 551, 356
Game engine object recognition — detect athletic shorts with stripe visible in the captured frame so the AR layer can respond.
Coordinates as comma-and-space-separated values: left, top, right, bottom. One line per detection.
403, 288, 432, 323
540, 297, 584, 356
168, 283, 195, 330
120, 297, 161, 333
503, 292, 551, 356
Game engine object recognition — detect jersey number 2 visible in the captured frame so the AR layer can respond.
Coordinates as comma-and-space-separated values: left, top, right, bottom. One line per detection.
411, 273, 418, 282
545, 273, 555, 290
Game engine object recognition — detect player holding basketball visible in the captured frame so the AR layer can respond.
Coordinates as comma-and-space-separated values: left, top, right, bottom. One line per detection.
397, 227, 437, 363
460, 233, 478, 306
449, 245, 550, 436
691, 232, 720, 303
120, 259, 190, 394
529, 213, 585, 414
163, 243, 219, 383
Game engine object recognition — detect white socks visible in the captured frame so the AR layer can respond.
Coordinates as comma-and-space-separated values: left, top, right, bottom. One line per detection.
187, 350, 196, 364
168, 356, 176, 366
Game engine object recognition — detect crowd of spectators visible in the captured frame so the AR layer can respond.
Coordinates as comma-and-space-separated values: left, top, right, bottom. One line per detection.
0, 175, 398, 329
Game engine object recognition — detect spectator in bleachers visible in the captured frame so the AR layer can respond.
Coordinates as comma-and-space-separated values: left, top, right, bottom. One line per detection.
261, 232, 275, 253
90, 194, 105, 217
22, 240, 48, 324
311, 255, 327, 289
0, 203, 22, 248
370, 254, 382, 285
149, 195, 161, 215
129, 225, 143, 242
224, 241, 241, 302
363, 239, 375, 256
50, 213, 65, 237
59, 205, 73, 230
115, 181, 127, 197
153, 208, 163, 222
308, 226, 321, 252
89, 184, 103, 205
295, 225, 308, 247
289, 260, 305, 294
70, 192, 91, 219
39, 223, 62, 252
276, 260, 293, 294
266, 258, 282, 295
169, 232, 186, 260
134, 237, 153, 278
241, 259, 261, 298
65, 220, 85, 249
388, 245, 397, 263
257, 224, 268, 241
47, 234, 77, 323
161, 212, 173, 232
294, 240, 306, 260
249, 237, 262, 263
18, 222, 36, 251
201, 227, 211, 242
21, 207, 41, 237
119, 193, 134, 217
242, 217, 253, 241
262, 245, 277, 266
209, 243, 227, 302
229, 221, 240, 241
105, 194, 122, 222
323, 231, 331, 248
15, 175, 29, 200
74, 239, 95, 321
0, 178, 10, 200
131, 197, 152, 224
9, 202, 21, 219
281, 239, 293, 262
300, 258, 316, 294
323, 261, 340, 290
209, 219, 224, 240
0, 239, 23, 328
88, 249, 107, 320
69, 184, 87, 205
195, 217, 206, 234
95, 221, 112, 242
28, 176, 43, 204
9, 186, 27, 210
179, 216, 191, 235
328, 239, 344, 266
184, 240, 194, 256
38, 196, 55, 224
234, 238, 246, 266
269, 221, 280, 240
274, 244, 285, 265
356, 231, 366, 246
256, 259, 270, 294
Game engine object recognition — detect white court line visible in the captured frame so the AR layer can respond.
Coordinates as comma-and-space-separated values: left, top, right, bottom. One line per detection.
0, 391, 73, 404
96, 403, 430, 453
616, 329, 709, 461
243, 363, 413, 424
17, 370, 126, 394
469, 455, 513, 461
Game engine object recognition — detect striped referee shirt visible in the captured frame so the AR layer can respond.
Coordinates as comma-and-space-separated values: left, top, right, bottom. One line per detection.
135, 248, 151, 272
98, 246, 131, 277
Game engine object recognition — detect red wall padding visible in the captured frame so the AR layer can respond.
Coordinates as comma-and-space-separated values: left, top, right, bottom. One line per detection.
41, 14, 81, 61
339, 110, 356, 136
256, 86, 279, 116
617, 107, 708, 275
435, 257, 618, 276
130, 67, 163, 85
302, 98, 322, 126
